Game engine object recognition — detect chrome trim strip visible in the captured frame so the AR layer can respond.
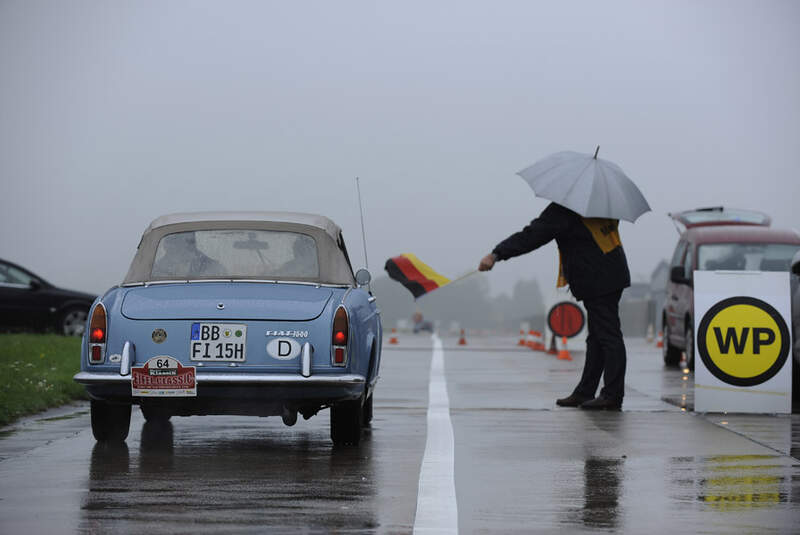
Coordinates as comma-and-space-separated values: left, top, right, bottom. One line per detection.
0, 282, 31, 289
301, 342, 312, 378
120, 341, 133, 376
341, 288, 353, 302
126, 279, 352, 289
74, 372, 365, 385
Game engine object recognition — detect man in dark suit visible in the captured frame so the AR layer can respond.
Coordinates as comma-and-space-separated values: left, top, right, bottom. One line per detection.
478, 202, 630, 410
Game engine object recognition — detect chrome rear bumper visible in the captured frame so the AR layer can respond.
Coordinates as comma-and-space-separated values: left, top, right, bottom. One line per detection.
74, 371, 365, 386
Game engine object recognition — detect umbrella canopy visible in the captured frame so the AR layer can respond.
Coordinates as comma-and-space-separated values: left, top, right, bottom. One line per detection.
517, 147, 650, 222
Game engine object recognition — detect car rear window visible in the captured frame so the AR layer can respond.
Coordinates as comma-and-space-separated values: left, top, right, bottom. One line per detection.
151, 230, 319, 280
697, 243, 800, 272
0, 263, 35, 286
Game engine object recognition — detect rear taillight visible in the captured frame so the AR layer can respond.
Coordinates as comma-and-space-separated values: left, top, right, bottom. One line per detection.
331, 306, 348, 367
89, 304, 106, 343
88, 303, 107, 364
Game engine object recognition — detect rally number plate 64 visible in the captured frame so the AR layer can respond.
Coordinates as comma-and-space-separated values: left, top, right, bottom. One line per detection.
132, 356, 196, 397
190, 323, 247, 361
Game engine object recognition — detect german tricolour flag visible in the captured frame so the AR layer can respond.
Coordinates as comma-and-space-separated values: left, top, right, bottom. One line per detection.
385, 254, 451, 299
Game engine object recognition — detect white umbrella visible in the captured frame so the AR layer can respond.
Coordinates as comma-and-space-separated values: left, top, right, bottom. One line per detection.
517, 147, 650, 222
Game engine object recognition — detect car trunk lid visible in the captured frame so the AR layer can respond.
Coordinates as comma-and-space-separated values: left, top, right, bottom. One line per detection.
670, 207, 771, 229
121, 282, 333, 321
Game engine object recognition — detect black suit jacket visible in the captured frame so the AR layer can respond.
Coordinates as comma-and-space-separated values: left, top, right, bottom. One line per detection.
492, 203, 631, 301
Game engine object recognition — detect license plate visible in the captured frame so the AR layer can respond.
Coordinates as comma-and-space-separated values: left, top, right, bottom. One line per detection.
132, 356, 196, 397
190, 323, 247, 361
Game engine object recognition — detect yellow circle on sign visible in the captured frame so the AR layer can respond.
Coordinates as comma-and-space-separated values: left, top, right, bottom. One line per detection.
705, 304, 781, 379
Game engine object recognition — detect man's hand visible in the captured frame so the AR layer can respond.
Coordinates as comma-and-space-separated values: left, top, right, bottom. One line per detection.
478, 253, 497, 272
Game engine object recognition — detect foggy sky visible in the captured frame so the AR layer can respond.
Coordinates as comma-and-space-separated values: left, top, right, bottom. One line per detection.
2, 1, 798, 300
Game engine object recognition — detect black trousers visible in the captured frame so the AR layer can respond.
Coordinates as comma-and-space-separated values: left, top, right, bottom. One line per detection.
574, 290, 626, 401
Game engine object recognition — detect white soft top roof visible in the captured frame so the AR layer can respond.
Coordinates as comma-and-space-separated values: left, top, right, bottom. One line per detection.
145, 211, 343, 241
124, 211, 354, 285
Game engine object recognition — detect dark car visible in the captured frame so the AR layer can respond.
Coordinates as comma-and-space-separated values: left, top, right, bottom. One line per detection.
792, 250, 799, 401
0, 258, 96, 336
662, 207, 800, 370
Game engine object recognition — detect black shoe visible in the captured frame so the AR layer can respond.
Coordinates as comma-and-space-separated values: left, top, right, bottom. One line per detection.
556, 393, 594, 407
580, 397, 622, 411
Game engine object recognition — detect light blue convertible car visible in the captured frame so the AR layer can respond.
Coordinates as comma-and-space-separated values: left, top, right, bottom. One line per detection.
74, 212, 382, 445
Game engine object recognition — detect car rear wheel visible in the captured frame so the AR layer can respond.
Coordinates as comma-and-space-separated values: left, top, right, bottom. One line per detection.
330, 397, 363, 446
60, 307, 87, 337
684, 324, 695, 371
662, 321, 682, 366
91, 400, 131, 443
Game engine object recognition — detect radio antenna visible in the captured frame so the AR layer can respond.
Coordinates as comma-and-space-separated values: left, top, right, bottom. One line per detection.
355, 177, 369, 269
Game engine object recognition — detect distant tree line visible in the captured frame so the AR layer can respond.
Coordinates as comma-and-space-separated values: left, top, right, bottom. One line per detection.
371, 274, 544, 330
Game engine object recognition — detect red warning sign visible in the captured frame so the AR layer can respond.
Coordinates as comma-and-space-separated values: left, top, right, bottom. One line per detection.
547, 302, 585, 338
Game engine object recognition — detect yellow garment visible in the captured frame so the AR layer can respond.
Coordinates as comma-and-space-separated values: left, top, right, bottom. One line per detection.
557, 250, 568, 288
582, 218, 622, 253
556, 218, 622, 287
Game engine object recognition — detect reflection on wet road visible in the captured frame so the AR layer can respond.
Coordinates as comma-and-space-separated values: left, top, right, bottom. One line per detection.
0, 335, 798, 533
86, 421, 385, 532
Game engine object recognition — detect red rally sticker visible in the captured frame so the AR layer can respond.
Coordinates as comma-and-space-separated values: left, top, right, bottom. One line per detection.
132, 356, 197, 397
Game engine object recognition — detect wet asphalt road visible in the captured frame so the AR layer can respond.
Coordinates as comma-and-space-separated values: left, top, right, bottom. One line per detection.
0, 334, 798, 534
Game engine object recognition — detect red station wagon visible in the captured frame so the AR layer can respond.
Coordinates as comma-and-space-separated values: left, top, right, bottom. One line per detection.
663, 207, 800, 370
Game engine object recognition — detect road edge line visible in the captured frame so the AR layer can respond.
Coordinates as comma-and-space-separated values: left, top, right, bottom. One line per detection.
412, 333, 458, 534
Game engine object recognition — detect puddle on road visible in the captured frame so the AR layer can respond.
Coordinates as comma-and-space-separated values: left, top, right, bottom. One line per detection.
580, 457, 624, 530
37, 410, 89, 423
669, 454, 791, 512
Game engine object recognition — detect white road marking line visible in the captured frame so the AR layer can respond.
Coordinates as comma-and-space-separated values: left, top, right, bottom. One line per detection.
413, 333, 458, 534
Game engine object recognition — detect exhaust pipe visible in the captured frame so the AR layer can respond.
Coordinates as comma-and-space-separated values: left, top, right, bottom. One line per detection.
281, 407, 297, 427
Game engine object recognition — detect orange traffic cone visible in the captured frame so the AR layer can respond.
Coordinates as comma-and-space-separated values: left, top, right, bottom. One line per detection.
517, 329, 526, 346
532, 331, 545, 351
557, 336, 572, 361
547, 334, 558, 355
458, 329, 467, 346
389, 328, 399, 345
656, 331, 664, 348
525, 330, 535, 349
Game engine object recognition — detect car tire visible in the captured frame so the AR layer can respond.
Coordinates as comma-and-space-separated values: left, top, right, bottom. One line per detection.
362, 394, 373, 426
140, 405, 172, 423
60, 307, 88, 337
662, 321, 682, 366
91, 400, 131, 443
330, 398, 363, 446
684, 323, 695, 371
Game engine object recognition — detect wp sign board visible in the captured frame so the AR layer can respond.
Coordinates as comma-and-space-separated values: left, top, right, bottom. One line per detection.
694, 271, 792, 413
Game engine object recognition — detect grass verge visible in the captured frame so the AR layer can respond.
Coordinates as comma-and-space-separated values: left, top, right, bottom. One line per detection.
0, 334, 87, 427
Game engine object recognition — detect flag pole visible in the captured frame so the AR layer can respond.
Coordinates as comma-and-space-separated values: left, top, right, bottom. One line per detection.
415, 269, 479, 300
448, 269, 479, 285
